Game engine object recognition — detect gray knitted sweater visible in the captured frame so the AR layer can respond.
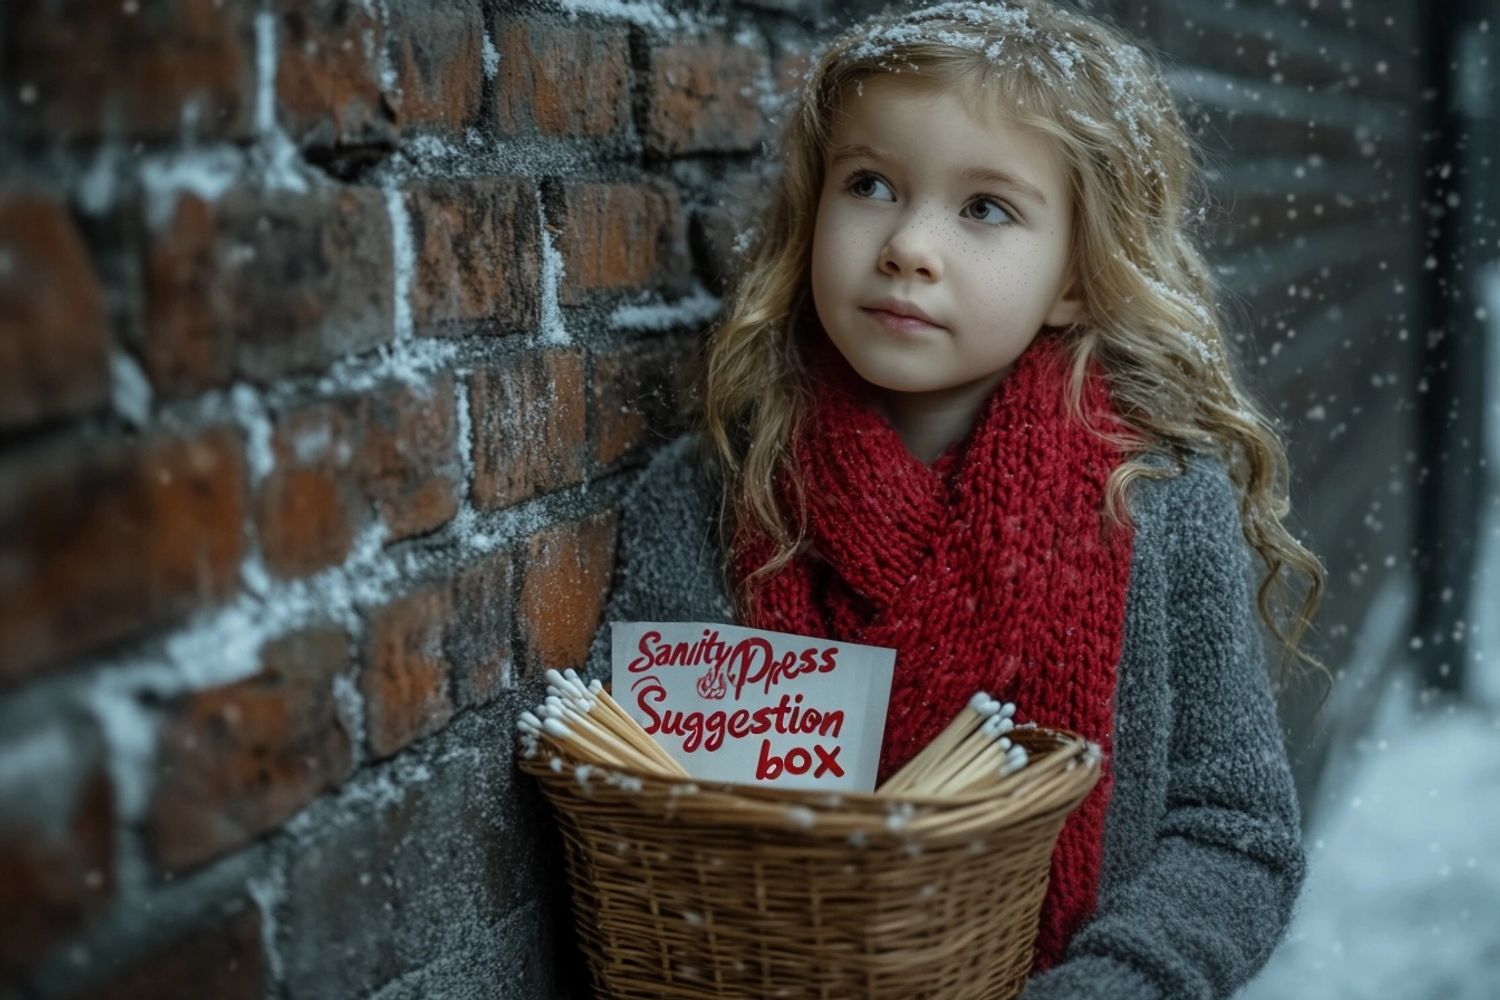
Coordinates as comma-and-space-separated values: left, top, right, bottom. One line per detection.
584, 432, 1305, 1000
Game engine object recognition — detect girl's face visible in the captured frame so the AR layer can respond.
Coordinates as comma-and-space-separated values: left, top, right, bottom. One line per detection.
810, 75, 1081, 411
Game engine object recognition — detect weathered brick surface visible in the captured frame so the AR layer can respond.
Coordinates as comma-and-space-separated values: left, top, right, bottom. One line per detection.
388, 0, 486, 135
256, 401, 360, 578
494, 20, 633, 140
65, 902, 265, 1000
0, 710, 114, 986
0, 430, 246, 685
275, 1, 398, 149
143, 185, 394, 393
357, 376, 463, 540
363, 583, 456, 760
140, 191, 233, 395
645, 34, 769, 156
469, 350, 588, 510
0, 191, 111, 431
256, 376, 460, 579
4, 0, 255, 142
519, 511, 618, 676
359, 547, 515, 758
278, 709, 581, 999
407, 179, 542, 332
447, 551, 516, 710
556, 181, 691, 304
592, 339, 691, 467
148, 628, 354, 874
0, 0, 804, 993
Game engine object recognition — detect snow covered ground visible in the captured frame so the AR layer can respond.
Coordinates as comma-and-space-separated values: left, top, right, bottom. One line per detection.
1240, 669, 1500, 999
1240, 323, 1500, 998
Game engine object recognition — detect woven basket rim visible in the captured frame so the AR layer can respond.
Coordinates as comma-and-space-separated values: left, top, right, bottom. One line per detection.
518, 725, 1101, 845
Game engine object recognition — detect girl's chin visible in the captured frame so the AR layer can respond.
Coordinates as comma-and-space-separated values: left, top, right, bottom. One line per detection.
842, 357, 1009, 404
848, 367, 962, 397
828, 345, 929, 388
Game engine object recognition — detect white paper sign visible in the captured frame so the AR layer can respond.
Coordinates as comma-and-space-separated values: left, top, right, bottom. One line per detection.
611, 621, 896, 792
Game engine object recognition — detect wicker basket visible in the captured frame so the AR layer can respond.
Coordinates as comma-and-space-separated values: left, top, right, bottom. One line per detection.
519, 722, 1100, 1000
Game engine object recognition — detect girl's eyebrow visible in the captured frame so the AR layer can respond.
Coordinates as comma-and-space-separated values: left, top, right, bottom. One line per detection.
828, 143, 1049, 207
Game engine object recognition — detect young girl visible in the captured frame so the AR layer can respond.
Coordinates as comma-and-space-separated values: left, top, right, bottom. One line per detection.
586, 1, 1327, 996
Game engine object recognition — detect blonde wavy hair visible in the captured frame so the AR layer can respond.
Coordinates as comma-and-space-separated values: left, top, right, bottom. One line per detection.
695, 0, 1327, 688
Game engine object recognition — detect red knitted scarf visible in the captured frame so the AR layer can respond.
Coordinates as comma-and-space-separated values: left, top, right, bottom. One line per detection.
731, 333, 1136, 971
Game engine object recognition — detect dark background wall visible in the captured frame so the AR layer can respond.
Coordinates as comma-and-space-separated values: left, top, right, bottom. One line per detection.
1, 1, 1490, 998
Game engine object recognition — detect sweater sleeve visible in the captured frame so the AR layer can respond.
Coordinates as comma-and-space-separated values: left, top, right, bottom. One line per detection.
1020, 457, 1307, 1000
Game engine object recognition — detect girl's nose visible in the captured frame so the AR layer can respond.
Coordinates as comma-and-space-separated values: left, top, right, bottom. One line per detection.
878, 222, 942, 281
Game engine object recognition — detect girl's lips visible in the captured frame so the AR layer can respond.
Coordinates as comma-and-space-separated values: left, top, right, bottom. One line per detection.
862, 307, 944, 333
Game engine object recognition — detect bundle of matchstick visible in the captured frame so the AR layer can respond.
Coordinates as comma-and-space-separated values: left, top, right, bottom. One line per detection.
517, 675, 1028, 796
876, 692, 1029, 797
517, 668, 690, 778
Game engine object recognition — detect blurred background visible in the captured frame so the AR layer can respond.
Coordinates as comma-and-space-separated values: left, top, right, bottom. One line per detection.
0, 0, 1494, 997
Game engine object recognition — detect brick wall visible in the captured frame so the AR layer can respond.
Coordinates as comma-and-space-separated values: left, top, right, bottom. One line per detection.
2, 0, 1448, 996
0, 1, 821, 996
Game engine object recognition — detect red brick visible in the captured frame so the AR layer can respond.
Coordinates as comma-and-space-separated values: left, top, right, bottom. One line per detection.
6, 0, 255, 142
355, 376, 461, 540
257, 377, 460, 579
66, 902, 264, 1000
448, 551, 515, 709
556, 181, 690, 304
592, 340, 692, 467
494, 20, 632, 139
0, 191, 111, 431
645, 34, 768, 156
275, 1, 398, 148
407, 180, 541, 331
363, 584, 455, 759
143, 185, 394, 391
141, 192, 234, 396
255, 402, 361, 579
468, 351, 587, 510
0, 713, 114, 984
519, 511, 618, 675
148, 629, 354, 874
388, 0, 485, 135
0, 430, 246, 684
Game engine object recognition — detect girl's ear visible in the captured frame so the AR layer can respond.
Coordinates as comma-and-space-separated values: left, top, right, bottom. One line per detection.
1044, 280, 1085, 328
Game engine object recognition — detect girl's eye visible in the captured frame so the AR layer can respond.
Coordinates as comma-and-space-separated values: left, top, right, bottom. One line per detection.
963, 197, 1014, 226
846, 170, 888, 200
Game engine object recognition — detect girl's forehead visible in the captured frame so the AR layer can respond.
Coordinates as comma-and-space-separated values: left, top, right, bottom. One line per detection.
829, 71, 1036, 131
826, 75, 1045, 151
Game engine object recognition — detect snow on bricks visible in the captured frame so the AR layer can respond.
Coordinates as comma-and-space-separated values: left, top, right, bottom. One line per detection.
0, 709, 115, 982
255, 375, 462, 580
148, 627, 355, 874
